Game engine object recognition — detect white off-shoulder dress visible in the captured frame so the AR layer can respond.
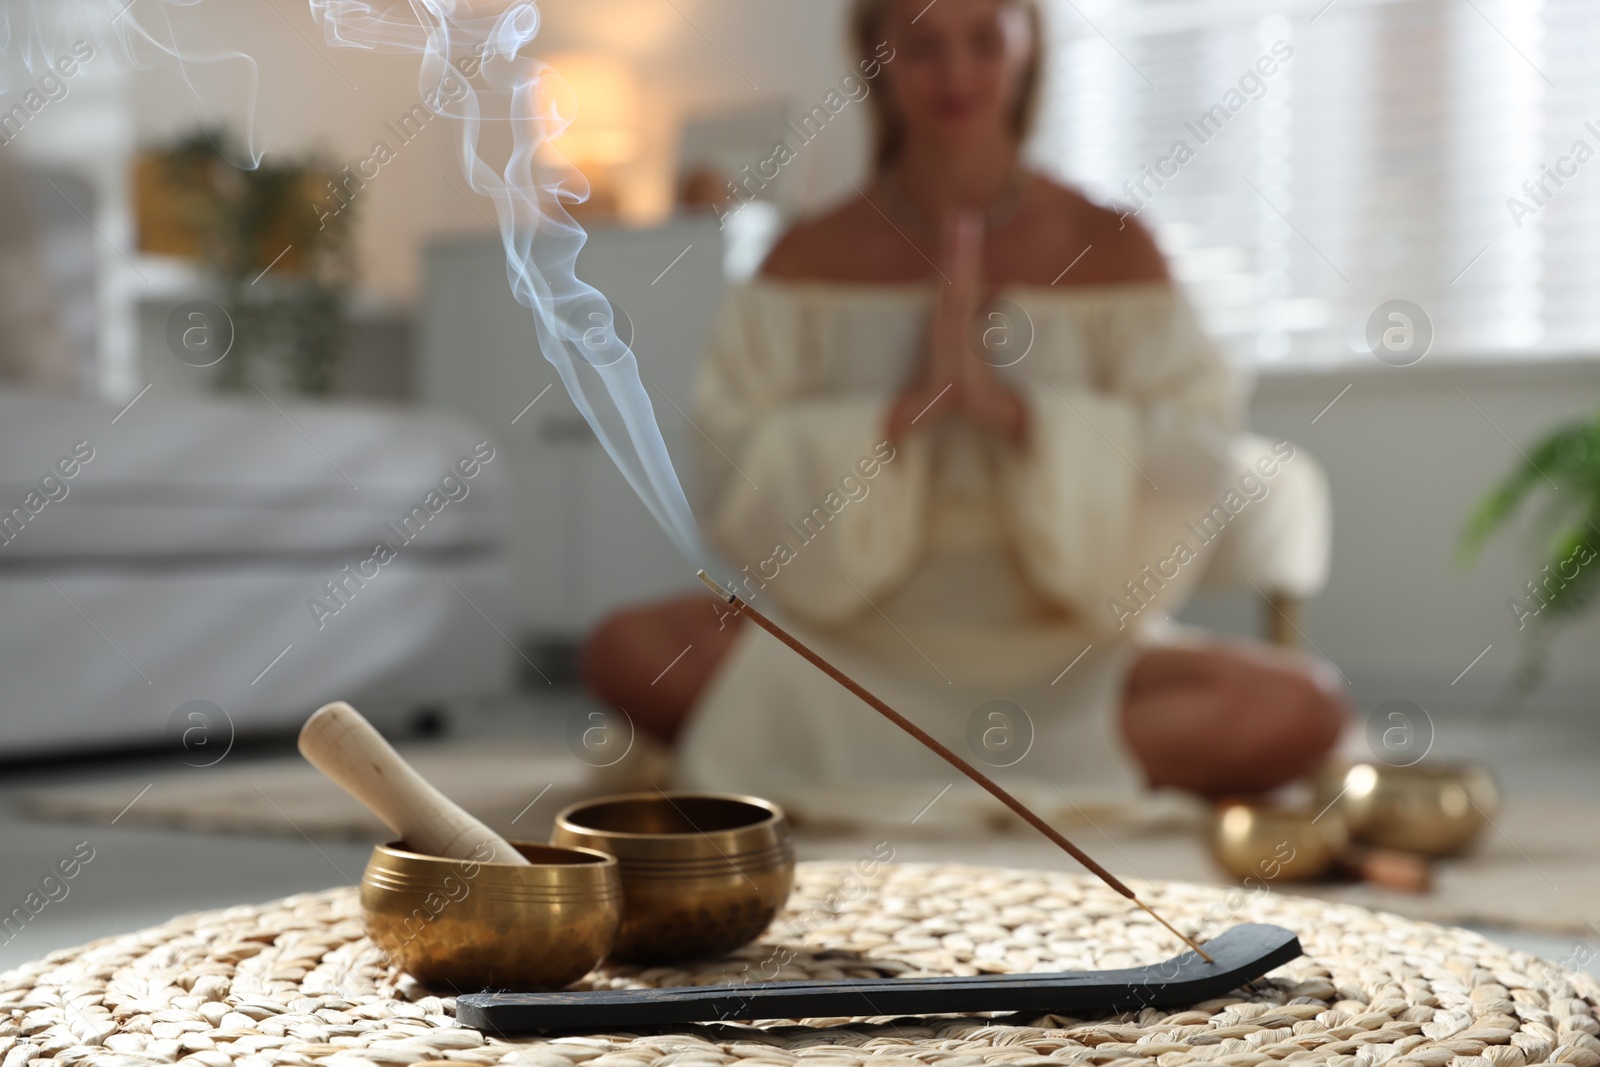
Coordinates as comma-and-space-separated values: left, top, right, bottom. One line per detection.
674, 279, 1296, 827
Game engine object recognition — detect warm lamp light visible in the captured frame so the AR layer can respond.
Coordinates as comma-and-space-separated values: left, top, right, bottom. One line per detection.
537, 50, 641, 173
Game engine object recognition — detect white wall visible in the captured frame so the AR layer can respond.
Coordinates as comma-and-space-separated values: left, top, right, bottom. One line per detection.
1184, 357, 1600, 723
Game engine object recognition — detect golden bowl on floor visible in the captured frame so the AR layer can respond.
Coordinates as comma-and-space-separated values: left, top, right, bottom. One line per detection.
360, 840, 620, 991
1313, 762, 1498, 856
1207, 800, 1349, 883
552, 792, 795, 964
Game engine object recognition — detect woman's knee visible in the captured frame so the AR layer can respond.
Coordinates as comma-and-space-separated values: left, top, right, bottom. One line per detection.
581, 604, 681, 698
581, 608, 643, 674
580, 596, 744, 714
1122, 645, 1347, 796
1215, 658, 1345, 779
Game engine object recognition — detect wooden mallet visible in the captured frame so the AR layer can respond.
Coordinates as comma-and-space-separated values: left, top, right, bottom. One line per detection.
298, 700, 530, 866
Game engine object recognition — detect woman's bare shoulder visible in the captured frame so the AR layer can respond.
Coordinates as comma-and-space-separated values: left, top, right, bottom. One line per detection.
754, 173, 1172, 286
1026, 177, 1169, 286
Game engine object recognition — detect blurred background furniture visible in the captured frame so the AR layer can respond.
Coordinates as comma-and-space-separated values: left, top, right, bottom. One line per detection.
0, 385, 516, 758
0, 156, 516, 758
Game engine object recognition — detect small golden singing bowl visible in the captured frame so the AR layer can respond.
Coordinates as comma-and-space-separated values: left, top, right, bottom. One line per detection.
360, 840, 621, 992
552, 792, 795, 964
1206, 800, 1349, 883
1313, 762, 1498, 857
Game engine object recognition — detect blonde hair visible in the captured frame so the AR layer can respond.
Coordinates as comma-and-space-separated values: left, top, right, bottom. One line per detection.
851, 0, 1044, 173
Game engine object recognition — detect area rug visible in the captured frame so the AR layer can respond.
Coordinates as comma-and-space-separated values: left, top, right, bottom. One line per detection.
10, 740, 604, 843
13, 742, 1600, 936
4, 862, 1599, 1067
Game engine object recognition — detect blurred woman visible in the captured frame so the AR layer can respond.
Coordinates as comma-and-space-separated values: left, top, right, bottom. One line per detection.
583, 0, 1345, 823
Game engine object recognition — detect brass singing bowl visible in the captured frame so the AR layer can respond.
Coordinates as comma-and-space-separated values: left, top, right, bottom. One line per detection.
552, 792, 795, 964
1206, 800, 1349, 883
360, 840, 621, 992
1313, 761, 1498, 856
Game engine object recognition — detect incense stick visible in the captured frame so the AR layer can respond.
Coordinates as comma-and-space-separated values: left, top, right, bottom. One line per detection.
697, 570, 1215, 965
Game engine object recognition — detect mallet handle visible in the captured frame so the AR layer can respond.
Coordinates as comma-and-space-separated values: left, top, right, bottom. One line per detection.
298, 701, 530, 866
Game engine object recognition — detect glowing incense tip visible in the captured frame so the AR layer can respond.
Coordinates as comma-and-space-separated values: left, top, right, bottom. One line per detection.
696, 569, 735, 602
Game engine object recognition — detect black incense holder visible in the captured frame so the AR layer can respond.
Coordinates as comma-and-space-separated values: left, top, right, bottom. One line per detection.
457, 922, 1301, 1033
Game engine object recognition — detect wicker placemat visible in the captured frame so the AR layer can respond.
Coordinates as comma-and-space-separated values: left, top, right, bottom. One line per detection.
4, 862, 1599, 1067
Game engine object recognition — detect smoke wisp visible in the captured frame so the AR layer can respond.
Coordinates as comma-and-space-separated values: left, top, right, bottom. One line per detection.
307, 0, 705, 562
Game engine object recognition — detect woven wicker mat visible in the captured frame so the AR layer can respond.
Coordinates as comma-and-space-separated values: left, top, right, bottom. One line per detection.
5, 862, 1600, 1067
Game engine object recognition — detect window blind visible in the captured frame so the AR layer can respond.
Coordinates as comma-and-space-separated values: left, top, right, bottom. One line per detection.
1031, 0, 1599, 364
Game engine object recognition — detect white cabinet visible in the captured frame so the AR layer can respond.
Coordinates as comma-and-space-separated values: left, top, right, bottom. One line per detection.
419, 216, 726, 638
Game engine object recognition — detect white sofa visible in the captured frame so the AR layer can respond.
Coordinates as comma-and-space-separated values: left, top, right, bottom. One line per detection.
0, 386, 516, 758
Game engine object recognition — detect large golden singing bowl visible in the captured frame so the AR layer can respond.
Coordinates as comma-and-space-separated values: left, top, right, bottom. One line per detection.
1313, 762, 1498, 856
360, 840, 620, 992
1207, 800, 1349, 883
552, 792, 795, 964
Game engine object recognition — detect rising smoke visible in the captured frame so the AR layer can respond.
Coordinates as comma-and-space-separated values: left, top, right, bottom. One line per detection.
306, 1, 704, 561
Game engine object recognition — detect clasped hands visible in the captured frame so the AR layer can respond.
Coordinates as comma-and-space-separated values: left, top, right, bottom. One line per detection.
886, 211, 1030, 446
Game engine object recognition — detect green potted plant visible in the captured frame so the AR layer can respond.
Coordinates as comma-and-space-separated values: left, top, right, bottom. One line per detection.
143, 127, 357, 395
1460, 408, 1600, 709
